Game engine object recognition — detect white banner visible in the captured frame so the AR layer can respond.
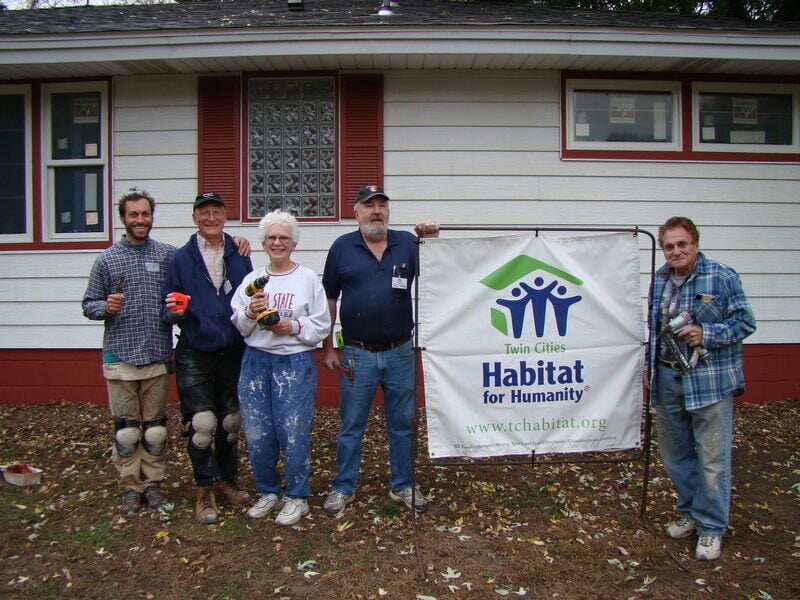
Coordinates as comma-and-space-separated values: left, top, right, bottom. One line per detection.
419, 232, 644, 458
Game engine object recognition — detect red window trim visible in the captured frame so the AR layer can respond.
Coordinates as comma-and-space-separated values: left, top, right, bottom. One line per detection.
1, 77, 114, 251
215, 72, 383, 223
561, 72, 800, 163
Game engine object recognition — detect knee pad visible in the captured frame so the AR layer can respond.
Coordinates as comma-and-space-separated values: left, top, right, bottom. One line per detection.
221, 411, 241, 443
142, 418, 168, 456
190, 410, 217, 450
114, 419, 141, 458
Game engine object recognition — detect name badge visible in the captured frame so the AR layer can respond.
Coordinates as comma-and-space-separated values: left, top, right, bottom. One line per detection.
392, 276, 408, 290
145, 262, 161, 273
223, 280, 233, 294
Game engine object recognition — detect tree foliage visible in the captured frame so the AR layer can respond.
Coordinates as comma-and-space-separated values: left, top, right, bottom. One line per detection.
532, 0, 799, 20
2, 0, 798, 20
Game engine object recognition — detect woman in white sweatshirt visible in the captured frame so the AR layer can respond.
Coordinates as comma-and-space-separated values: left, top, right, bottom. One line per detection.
231, 210, 330, 526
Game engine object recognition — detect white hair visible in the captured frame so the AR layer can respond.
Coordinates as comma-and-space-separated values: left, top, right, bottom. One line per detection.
257, 210, 299, 243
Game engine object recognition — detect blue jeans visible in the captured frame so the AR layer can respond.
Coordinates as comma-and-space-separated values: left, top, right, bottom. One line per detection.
331, 339, 415, 495
238, 347, 316, 499
654, 363, 733, 536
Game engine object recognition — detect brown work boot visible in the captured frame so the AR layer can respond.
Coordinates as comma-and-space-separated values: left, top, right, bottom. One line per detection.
215, 480, 251, 507
143, 483, 172, 512
195, 486, 218, 525
120, 488, 142, 517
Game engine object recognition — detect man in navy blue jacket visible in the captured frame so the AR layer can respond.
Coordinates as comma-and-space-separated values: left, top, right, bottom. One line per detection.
162, 192, 253, 524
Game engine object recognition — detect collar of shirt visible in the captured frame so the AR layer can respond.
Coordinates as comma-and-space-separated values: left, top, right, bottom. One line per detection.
196, 233, 225, 289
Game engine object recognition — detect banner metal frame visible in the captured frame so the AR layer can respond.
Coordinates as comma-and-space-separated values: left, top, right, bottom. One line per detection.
410, 226, 658, 524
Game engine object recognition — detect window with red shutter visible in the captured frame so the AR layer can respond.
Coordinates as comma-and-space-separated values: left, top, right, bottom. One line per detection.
197, 73, 383, 222
340, 74, 384, 218
198, 76, 241, 218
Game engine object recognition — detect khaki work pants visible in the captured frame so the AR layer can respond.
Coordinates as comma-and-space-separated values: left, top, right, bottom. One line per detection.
104, 362, 169, 492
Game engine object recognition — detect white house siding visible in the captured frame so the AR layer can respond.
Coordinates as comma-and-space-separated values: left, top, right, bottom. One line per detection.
0, 70, 797, 351
381, 70, 800, 345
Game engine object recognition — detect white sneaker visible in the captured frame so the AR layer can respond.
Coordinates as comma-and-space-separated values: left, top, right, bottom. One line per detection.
275, 497, 309, 526
695, 535, 722, 561
666, 517, 697, 539
389, 486, 429, 513
247, 493, 282, 519
323, 490, 355, 517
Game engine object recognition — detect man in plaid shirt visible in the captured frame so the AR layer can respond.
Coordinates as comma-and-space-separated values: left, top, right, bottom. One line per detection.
82, 188, 176, 517
644, 216, 756, 561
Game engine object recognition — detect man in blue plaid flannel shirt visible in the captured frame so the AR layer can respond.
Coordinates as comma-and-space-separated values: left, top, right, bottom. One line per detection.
82, 188, 176, 517
644, 216, 755, 561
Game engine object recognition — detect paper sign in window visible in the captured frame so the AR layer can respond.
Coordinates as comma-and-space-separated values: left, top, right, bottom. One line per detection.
84, 172, 98, 211
609, 96, 636, 124
73, 97, 99, 124
732, 98, 757, 125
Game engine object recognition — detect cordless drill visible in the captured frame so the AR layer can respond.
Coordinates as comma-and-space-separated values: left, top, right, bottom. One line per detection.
244, 275, 280, 329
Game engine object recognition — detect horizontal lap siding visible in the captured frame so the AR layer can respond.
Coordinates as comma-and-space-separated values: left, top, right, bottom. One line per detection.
382, 70, 800, 348
0, 70, 797, 402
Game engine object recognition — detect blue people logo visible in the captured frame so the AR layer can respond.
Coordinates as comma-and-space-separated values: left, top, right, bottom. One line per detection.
480, 256, 584, 339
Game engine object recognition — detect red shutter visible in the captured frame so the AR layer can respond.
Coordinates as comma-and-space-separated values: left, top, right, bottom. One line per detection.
340, 74, 383, 218
198, 76, 241, 219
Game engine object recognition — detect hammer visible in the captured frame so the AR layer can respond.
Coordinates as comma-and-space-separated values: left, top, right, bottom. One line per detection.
334, 359, 355, 387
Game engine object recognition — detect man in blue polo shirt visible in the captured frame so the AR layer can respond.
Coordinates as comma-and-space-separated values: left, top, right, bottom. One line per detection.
321, 184, 438, 516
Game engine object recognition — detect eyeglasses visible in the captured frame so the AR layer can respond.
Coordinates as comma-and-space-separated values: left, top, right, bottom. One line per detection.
265, 235, 292, 244
195, 210, 225, 220
662, 241, 695, 251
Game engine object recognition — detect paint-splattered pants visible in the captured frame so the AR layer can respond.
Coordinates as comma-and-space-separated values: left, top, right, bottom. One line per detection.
238, 346, 316, 499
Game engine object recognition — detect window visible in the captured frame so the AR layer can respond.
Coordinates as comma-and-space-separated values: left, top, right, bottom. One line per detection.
563, 74, 799, 162
43, 82, 109, 240
693, 82, 799, 154
198, 74, 383, 221
565, 80, 681, 152
0, 86, 32, 242
247, 76, 336, 219
0, 80, 109, 249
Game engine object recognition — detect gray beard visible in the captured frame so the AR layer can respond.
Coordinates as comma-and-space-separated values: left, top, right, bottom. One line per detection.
361, 221, 387, 240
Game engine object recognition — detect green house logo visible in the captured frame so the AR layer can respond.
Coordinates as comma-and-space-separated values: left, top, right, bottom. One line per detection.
480, 256, 584, 339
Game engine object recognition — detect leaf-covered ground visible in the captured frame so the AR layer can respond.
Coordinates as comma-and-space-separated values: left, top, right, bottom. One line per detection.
0, 399, 798, 600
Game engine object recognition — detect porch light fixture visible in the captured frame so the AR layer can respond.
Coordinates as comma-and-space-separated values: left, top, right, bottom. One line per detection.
378, 0, 397, 16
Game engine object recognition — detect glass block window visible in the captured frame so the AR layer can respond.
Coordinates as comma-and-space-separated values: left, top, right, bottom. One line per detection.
247, 77, 336, 219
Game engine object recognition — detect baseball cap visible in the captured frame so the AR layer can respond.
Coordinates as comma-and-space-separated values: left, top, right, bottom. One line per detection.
355, 184, 389, 204
193, 192, 225, 210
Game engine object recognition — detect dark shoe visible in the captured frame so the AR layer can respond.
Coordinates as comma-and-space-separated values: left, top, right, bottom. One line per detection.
195, 487, 218, 525
143, 483, 172, 512
120, 488, 142, 517
215, 481, 250, 507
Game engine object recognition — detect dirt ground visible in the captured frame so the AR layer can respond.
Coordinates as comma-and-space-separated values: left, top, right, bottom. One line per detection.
0, 398, 798, 600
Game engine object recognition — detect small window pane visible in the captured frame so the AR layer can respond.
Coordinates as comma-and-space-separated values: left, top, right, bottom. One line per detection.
698, 92, 793, 145
53, 166, 104, 234
51, 92, 102, 160
247, 77, 335, 219
0, 94, 27, 235
573, 90, 673, 143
